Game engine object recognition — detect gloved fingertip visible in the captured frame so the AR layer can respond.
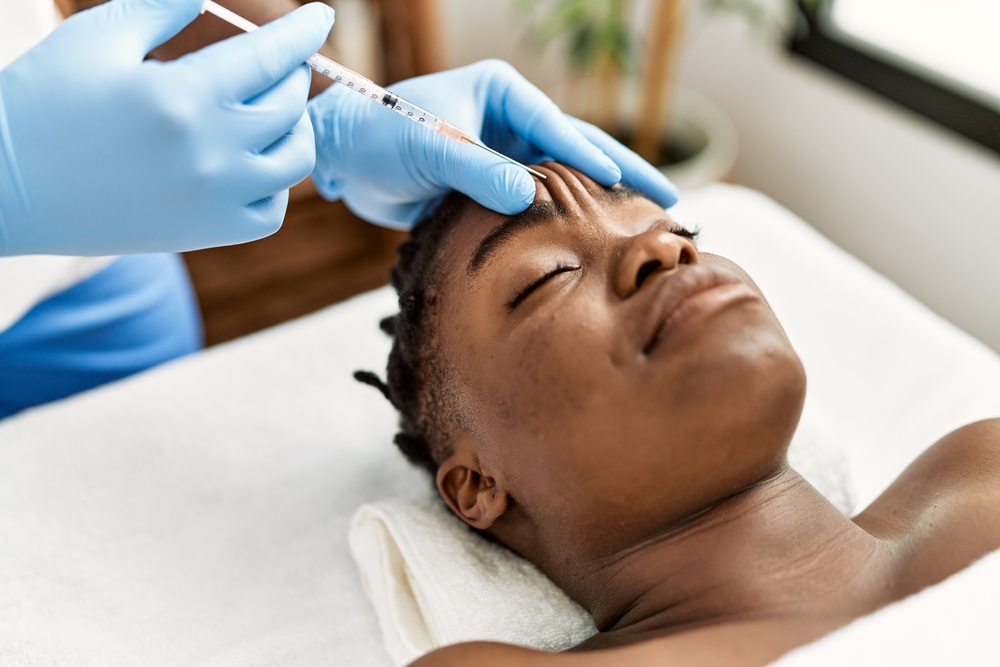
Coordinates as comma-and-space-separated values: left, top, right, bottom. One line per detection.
596, 155, 623, 186
504, 170, 538, 214
564, 135, 621, 186
649, 174, 681, 208
294, 2, 335, 32
666, 182, 681, 207
320, 3, 336, 27
476, 166, 535, 215
549, 136, 622, 187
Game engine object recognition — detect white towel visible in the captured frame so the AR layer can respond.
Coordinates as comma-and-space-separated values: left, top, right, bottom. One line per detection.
349, 496, 599, 666
788, 403, 857, 516
349, 407, 856, 666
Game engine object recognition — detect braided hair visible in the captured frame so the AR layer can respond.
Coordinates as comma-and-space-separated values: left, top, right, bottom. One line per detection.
354, 191, 472, 475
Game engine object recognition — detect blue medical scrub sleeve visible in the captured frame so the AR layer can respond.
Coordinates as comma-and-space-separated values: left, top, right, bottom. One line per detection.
0, 254, 202, 418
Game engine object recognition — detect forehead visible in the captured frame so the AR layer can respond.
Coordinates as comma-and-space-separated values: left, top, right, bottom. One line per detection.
435, 163, 670, 285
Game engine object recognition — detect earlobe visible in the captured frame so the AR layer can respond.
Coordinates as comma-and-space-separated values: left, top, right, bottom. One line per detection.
436, 449, 508, 530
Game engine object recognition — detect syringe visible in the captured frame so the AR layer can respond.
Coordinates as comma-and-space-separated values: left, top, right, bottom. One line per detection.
200, 0, 545, 179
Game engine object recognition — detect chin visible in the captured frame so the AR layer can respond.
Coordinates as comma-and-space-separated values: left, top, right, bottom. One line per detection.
728, 332, 807, 473
671, 305, 806, 456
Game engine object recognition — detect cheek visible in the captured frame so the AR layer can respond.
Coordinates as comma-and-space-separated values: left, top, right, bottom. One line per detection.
450, 292, 625, 474
641, 302, 807, 489
495, 298, 620, 428
469, 301, 649, 513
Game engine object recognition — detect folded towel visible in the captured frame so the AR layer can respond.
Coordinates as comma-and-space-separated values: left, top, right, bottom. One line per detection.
349, 408, 855, 666
349, 496, 598, 666
789, 402, 857, 516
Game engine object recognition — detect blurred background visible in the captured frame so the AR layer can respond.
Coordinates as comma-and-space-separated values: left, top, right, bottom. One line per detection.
64, 0, 1000, 351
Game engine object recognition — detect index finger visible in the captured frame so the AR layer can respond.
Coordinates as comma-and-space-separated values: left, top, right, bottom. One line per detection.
480, 62, 622, 186
180, 2, 335, 102
567, 116, 680, 208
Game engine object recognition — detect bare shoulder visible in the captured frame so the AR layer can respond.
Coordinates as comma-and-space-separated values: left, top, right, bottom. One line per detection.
408, 617, 843, 667
410, 618, 851, 667
407, 641, 567, 667
855, 418, 1000, 590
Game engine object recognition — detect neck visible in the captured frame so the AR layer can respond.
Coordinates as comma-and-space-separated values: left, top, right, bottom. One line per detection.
571, 468, 889, 647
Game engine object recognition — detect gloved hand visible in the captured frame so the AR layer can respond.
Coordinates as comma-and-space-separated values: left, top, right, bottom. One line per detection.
308, 59, 679, 229
0, 0, 335, 256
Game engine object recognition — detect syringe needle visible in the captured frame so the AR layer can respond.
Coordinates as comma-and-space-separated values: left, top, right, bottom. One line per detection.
470, 142, 547, 180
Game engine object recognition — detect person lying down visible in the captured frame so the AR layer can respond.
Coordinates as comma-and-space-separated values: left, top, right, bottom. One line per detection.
356, 163, 1000, 667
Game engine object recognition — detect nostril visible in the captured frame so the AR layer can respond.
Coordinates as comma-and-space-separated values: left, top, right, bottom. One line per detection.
635, 260, 662, 290
679, 248, 693, 265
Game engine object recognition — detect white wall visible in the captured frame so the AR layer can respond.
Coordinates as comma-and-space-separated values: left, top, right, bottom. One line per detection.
440, 1, 1000, 352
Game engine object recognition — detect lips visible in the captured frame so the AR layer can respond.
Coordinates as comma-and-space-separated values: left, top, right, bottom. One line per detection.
642, 264, 757, 355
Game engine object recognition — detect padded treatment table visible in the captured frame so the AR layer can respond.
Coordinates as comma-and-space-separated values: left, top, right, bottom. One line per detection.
2, 184, 999, 666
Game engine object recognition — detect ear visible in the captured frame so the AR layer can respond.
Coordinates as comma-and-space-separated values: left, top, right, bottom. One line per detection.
436, 433, 508, 530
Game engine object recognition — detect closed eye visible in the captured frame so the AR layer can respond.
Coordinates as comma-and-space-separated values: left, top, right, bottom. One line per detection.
507, 264, 580, 311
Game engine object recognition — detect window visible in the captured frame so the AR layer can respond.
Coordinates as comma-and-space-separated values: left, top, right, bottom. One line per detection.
789, 0, 1000, 153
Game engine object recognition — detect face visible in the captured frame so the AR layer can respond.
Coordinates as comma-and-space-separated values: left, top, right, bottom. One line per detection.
430, 164, 806, 569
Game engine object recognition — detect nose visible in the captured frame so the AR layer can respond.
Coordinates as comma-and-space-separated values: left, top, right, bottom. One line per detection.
613, 228, 698, 299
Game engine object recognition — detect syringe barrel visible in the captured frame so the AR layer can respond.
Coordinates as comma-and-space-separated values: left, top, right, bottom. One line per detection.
199, 2, 461, 139
305, 54, 446, 133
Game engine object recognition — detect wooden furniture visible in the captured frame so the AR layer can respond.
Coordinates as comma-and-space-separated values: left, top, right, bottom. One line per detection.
183, 199, 406, 345
368, 0, 446, 83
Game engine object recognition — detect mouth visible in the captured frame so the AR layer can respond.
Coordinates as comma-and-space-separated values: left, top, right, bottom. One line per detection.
642, 264, 759, 355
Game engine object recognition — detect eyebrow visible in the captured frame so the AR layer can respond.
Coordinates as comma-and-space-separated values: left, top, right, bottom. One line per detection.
466, 186, 644, 276
467, 200, 566, 275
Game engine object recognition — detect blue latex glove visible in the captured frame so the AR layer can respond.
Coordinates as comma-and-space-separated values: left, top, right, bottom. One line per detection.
0, 0, 335, 256
309, 59, 679, 229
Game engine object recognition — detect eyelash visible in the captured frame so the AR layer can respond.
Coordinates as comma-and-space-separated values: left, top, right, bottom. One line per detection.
672, 225, 699, 240
507, 264, 579, 311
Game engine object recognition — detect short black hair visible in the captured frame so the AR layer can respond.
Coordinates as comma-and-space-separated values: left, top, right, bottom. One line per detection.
354, 191, 471, 474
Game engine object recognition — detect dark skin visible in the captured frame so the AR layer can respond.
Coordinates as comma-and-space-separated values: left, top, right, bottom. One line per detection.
410, 163, 1000, 666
